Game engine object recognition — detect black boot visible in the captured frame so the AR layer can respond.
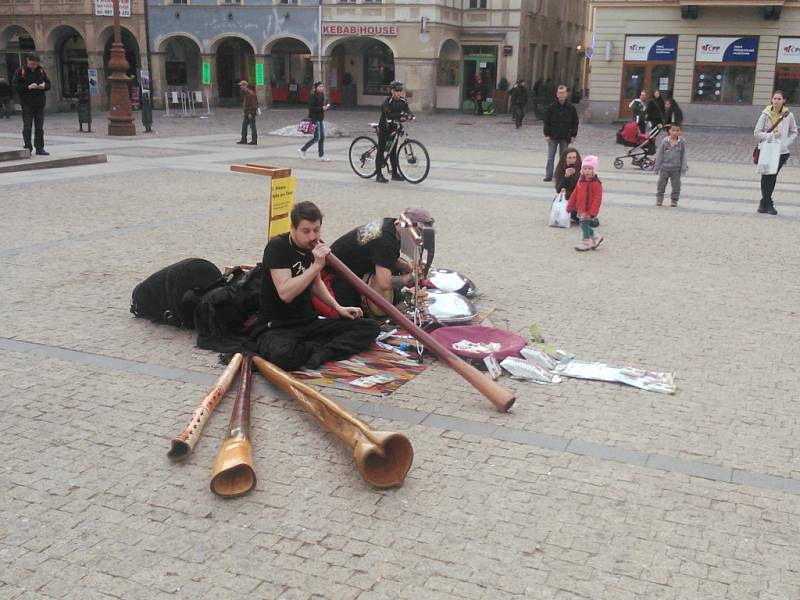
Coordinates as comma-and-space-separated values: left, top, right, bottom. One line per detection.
375, 171, 388, 183
767, 200, 778, 215
757, 199, 769, 214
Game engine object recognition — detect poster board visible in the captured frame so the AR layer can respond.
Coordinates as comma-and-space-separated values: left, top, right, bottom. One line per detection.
268, 176, 295, 239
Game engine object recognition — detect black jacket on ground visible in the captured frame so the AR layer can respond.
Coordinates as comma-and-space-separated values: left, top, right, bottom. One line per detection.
543, 100, 579, 140
12, 66, 50, 107
307, 91, 325, 121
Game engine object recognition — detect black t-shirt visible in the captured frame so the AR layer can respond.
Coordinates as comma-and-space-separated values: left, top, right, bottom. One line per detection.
329, 218, 400, 279
259, 233, 316, 322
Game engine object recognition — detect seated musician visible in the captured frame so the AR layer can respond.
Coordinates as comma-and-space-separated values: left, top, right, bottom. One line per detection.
321, 207, 434, 316
255, 201, 380, 370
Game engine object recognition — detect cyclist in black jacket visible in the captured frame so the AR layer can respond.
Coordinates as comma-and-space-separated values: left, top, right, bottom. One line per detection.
376, 80, 412, 184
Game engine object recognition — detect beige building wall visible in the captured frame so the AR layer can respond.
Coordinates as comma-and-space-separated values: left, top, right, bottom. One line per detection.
588, 3, 800, 126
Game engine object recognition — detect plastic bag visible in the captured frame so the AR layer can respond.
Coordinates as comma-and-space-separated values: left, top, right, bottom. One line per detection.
548, 192, 570, 228
756, 138, 781, 175
297, 119, 316, 135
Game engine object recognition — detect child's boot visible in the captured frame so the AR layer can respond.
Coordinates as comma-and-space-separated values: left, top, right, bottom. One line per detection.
575, 238, 593, 252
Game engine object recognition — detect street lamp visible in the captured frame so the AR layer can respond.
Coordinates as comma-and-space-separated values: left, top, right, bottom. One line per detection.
107, 0, 136, 135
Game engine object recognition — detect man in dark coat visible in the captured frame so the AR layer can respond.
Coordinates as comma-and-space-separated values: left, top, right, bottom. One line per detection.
0, 77, 12, 118
542, 85, 579, 182
510, 79, 528, 129
11, 53, 51, 155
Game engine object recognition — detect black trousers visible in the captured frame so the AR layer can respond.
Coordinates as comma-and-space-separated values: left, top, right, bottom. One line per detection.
22, 104, 45, 150
376, 124, 399, 175
760, 153, 789, 208
240, 109, 257, 143
512, 104, 525, 127
256, 317, 380, 371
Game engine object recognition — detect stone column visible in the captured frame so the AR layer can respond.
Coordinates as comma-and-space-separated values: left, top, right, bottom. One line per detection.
255, 54, 268, 107
149, 51, 165, 109
393, 58, 436, 113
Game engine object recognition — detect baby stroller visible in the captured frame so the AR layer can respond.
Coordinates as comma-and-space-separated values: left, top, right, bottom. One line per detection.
614, 121, 662, 170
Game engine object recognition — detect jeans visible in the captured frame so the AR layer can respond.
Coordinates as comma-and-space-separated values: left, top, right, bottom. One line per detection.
760, 153, 789, 208
240, 109, 257, 143
656, 169, 682, 203
301, 120, 325, 157
545, 138, 568, 179
22, 104, 45, 150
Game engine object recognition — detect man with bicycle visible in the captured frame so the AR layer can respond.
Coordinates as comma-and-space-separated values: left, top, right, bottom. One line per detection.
376, 80, 413, 184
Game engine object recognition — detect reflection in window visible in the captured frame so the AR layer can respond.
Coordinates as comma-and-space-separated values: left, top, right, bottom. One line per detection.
364, 42, 394, 95
693, 65, 755, 104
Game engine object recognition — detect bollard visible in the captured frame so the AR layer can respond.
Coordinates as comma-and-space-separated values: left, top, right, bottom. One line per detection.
141, 90, 153, 133
77, 86, 92, 133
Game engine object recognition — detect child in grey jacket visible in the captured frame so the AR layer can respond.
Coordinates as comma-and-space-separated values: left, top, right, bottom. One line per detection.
653, 123, 688, 207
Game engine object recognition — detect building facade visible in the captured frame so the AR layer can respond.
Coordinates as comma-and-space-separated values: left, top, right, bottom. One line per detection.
0, 0, 147, 111
587, 0, 800, 126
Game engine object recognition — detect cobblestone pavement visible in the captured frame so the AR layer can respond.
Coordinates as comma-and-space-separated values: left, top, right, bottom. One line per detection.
1, 107, 800, 600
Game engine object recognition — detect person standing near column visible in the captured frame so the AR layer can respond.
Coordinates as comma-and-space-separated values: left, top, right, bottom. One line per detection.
12, 53, 51, 155
754, 90, 797, 215
542, 85, 579, 182
237, 80, 258, 145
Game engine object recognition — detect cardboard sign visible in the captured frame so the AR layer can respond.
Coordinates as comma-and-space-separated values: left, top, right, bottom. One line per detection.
87, 69, 99, 96
268, 176, 296, 239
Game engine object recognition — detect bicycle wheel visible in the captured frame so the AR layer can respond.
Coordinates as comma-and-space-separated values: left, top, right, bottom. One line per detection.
461, 99, 476, 115
482, 101, 496, 116
349, 136, 378, 179
396, 139, 430, 184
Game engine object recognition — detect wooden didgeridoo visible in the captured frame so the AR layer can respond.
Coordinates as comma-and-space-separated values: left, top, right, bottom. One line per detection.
167, 353, 244, 461
210, 355, 257, 497
325, 253, 516, 412
252, 356, 413, 488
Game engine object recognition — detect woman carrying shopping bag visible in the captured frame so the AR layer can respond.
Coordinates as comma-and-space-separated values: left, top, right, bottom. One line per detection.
754, 90, 797, 215
299, 81, 330, 161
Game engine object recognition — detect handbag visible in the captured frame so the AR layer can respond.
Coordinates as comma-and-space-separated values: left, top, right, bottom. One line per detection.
753, 112, 788, 163
297, 119, 316, 135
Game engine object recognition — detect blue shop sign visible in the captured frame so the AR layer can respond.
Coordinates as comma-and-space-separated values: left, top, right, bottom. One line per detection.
696, 36, 758, 63
624, 36, 678, 62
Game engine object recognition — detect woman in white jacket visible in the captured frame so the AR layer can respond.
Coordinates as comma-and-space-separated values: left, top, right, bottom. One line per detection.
754, 90, 798, 215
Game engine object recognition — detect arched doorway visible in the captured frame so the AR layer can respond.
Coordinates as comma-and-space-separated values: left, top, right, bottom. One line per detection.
325, 37, 395, 107
161, 35, 201, 91
52, 28, 88, 100
437, 39, 460, 109
2, 25, 36, 81
266, 38, 312, 104
215, 37, 254, 106
102, 27, 140, 108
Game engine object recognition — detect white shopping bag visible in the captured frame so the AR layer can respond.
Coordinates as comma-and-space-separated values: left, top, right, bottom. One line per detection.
757, 138, 781, 175
548, 192, 570, 228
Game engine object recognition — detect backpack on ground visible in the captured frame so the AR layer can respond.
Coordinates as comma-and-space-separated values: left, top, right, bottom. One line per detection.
193, 264, 263, 348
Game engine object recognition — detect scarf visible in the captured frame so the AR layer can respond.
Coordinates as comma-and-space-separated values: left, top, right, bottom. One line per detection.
765, 105, 788, 127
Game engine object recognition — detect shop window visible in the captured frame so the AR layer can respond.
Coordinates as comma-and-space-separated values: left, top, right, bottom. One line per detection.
437, 60, 459, 86
363, 42, 394, 95
692, 65, 755, 104
774, 66, 800, 105
468, 0, 487, 8
166, 62, 187, 86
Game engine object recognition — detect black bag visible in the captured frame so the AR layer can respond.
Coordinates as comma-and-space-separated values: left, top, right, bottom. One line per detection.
131, 258, 223, 328
194, 264, 263, 347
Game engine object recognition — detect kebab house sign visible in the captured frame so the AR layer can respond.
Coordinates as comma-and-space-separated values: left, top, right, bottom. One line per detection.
323, 23, 399, 37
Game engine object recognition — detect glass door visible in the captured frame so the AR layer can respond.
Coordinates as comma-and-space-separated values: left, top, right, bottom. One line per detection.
619, 64, 645, 118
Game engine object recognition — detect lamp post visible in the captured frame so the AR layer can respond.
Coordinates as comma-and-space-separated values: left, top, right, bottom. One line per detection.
107, 0, 136, 135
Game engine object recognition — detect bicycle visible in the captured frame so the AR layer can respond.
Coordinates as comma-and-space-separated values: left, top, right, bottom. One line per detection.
460, 96, 496, 116
348, 117, 431, 184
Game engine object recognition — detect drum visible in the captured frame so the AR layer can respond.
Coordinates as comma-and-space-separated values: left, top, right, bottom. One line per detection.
426, 289, 478, 324
426, 269, 477, 297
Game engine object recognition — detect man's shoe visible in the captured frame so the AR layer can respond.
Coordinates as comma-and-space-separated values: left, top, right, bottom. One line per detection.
768, 206, 778, 215
298, 148, 307, 159
35, 149, 49, 156
236, 140, 247, 145
543, 177, 553, 182
248, 141, 257, 145
391, 173, 404, 181
375, 174, 389, 183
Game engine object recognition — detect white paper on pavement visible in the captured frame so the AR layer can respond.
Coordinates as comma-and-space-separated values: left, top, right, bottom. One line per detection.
554, 360, 676, 394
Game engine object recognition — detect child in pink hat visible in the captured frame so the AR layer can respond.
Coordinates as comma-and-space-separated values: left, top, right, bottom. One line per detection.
566, 155, 604, 251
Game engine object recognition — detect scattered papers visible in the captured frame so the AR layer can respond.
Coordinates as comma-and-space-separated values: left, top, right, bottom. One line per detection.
500, 357, 560, 384
520, 347, 559, 371
452, 340, 502, 354
349, 374, 396, 388
483, 355, 502, 380
554, 361, 676, 394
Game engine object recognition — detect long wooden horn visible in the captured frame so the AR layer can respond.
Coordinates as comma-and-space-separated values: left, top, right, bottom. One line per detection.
210, 355, 256, 497
325, 253, 516, 412
168, 353, 244, 461
252, 356, 413, 488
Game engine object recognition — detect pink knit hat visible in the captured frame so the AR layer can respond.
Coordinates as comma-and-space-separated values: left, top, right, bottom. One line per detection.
582, 155, 599, 173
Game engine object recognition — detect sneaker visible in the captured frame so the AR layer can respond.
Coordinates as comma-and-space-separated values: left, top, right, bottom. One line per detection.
391, 173, 404, 181
298, 148, 307, 159
670, 200, 678, 207
375, 174, 389, 183
656, 199, 663, 206
543, 177, 553, 182
574, 239, 593, 252
591, 235, 604, 250
236, 140, 247, 145
247, 141, 257, 145
319, 156, 330, 162
590, 218, 600, 228
35, 149, 49, 156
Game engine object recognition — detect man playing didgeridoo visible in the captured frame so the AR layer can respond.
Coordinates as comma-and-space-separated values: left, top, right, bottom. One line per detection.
255, 201, 380, 370
319, 207, 434, 317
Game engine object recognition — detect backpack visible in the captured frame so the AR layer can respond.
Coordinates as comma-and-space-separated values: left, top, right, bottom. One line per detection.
193, 264, 263, 348
130, 258, 223, 328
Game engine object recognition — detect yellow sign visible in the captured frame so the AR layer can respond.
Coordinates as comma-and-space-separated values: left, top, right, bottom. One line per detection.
268, 176, 296, 239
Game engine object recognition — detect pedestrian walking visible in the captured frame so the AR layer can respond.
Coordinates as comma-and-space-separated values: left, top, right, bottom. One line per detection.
653, 123, 688, 207
646, 89, 666, 130
0, 77, 12, 118
510, 79, 528, 128
566, 155, 603, 251
542, 85, 579, 182
237, 80, 258, 145
298, 81, 330, 161
754, 90, 797, 215
11, 53, 51, 155
553, 147, 582, 224
629, 90, 648, 134
663, 98, 683, 127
